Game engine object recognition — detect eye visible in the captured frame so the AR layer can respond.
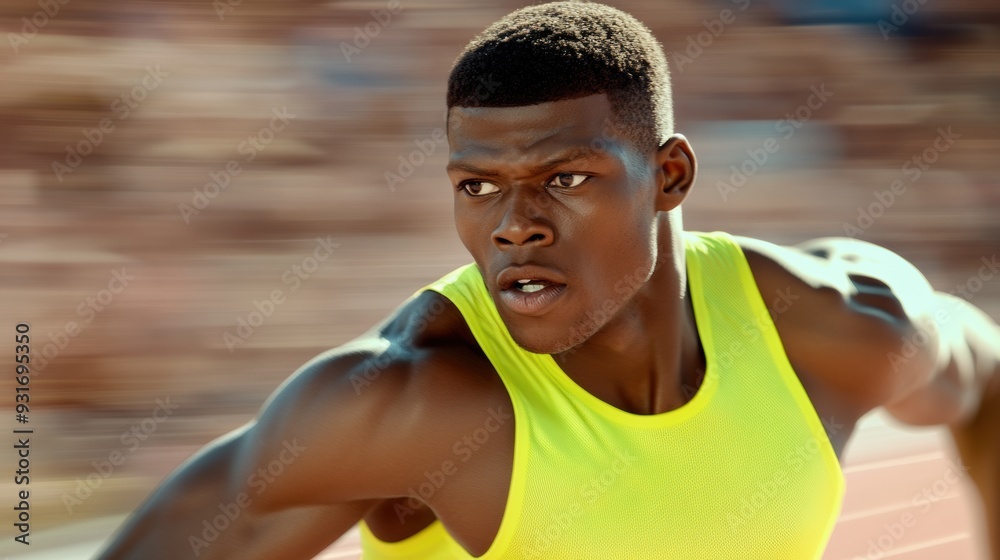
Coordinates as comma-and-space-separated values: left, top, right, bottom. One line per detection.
460, 181, 500, 196
548, 173, 588, 188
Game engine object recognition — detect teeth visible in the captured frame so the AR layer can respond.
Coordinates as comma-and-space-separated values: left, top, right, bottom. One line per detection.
514, 278, 539, 290
510, 278, 553, 293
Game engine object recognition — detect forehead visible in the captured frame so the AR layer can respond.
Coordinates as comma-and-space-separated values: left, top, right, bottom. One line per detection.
447, 93, 626, 164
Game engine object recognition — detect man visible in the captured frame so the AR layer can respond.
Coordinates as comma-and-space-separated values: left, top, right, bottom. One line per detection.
96, 2, 999, 559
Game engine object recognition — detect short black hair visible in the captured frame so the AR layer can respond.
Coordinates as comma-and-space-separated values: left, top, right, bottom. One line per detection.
447, 1, 673, 152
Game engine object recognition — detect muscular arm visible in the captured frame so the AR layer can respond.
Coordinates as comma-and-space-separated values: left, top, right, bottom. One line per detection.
740, 235, 999, 556
854, 263, 1000, 558
95, 343, 424, 560
788, 238, 998, 427
883, 291, 1000, 427
740, 235, 998, 425
824, 241, 1000, 559
95, 428, 376, 559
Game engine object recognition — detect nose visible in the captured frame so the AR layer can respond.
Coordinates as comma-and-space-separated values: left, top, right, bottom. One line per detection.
492, 193, 554, 250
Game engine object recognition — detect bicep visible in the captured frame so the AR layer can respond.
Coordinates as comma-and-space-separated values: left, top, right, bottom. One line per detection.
97, 425, 377, 560
97, 350, 402, 559
240, 347, 430, 509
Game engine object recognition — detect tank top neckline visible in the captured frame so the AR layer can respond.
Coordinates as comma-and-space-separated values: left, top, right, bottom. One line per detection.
533, 247, 720, 428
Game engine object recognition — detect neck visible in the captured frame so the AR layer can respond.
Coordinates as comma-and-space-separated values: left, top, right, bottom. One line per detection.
552, 213, 706, 415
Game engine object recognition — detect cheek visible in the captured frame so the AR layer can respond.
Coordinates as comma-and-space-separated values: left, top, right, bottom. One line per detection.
590, 217, 656, 288
580, 228, 651, 284
454, 210, 486, 253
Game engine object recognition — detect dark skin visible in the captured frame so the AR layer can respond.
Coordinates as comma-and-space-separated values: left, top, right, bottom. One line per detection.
96, 93, 999, 559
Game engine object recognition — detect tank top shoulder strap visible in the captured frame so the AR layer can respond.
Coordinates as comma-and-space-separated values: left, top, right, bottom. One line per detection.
685, 230, 842, 479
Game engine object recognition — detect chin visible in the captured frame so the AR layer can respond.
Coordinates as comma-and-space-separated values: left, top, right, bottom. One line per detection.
506, 321, 596, 356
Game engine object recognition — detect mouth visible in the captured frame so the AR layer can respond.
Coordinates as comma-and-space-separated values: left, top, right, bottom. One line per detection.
496, 265, 568, 317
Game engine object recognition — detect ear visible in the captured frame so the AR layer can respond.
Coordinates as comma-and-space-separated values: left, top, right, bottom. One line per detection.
653, 134, 697, 213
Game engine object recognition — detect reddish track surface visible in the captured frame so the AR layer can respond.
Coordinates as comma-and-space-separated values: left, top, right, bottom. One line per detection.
314, 411, 990, 559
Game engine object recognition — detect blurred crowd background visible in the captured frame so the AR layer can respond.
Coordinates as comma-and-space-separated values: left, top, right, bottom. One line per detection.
1, 0, 998, 556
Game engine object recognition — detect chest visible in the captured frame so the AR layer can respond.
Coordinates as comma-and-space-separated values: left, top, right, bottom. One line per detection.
380, 363, 852, 559
366, 290, 863, 557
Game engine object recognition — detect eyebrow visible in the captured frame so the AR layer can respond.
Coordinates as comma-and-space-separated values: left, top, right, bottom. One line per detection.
447, 146, 607, 177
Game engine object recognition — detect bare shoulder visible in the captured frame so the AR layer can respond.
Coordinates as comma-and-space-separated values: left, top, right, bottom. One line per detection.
93, 290, 504, 558
734, 235, 936, 319
731, 235, 939, 414
243, 289, 507, 510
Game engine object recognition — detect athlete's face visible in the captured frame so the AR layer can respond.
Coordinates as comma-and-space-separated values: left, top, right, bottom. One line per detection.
447, 93, 695, 354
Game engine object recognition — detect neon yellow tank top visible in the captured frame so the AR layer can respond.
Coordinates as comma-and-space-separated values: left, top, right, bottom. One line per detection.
359, 231, 844, 559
